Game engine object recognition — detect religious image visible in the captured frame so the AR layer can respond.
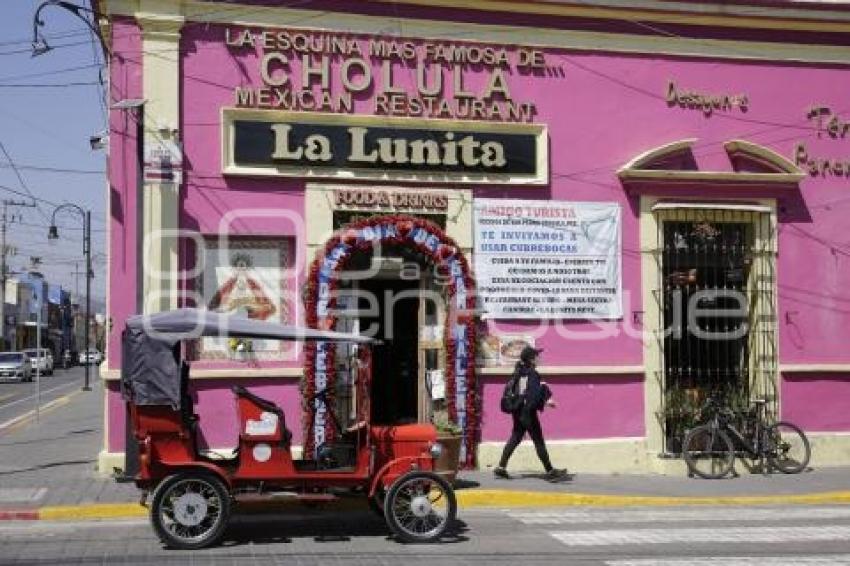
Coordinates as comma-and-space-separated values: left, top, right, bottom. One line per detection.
199, 241, 290, 360
207, 252, 277, 321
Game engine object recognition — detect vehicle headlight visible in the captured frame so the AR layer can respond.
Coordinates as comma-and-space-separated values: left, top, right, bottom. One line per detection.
429, 442, 443, 459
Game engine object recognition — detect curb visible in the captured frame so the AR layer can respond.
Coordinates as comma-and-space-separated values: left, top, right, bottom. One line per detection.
4, 490, 850, 522
0, 510, 39, 521
455, 489, 850, 508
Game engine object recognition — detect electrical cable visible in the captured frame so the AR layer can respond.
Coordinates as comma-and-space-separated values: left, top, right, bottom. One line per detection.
0, 81, 100, 88
0, 140, 49, 222
0, 28, 93, 47
0, 183, 106, 227
0, 163, 103, 175
0, 62, 102, 83
0, 39, 94, 57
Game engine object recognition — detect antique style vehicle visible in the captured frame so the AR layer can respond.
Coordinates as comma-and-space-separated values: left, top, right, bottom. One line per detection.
121, 308, 457, 549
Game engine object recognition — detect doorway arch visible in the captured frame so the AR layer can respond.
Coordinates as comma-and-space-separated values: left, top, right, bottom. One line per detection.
303, 214, 478, 467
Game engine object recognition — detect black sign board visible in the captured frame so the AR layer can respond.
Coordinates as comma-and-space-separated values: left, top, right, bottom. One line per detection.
224, 111, 548, 185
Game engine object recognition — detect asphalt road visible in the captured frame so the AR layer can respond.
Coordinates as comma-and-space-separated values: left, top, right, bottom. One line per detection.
2, 505, 850, 565
0, 365, 94, 429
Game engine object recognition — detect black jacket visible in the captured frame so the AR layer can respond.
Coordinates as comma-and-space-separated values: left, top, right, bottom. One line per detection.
513, 363, 552, 415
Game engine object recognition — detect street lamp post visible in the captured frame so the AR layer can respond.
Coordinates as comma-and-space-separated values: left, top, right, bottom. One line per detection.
48, 205, 92, 392
32, 1, 108, 61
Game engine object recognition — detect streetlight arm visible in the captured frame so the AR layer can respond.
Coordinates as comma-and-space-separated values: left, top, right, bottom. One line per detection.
49, 203, 89, 256
32, 1, 108, 61
50, 202, 86, 222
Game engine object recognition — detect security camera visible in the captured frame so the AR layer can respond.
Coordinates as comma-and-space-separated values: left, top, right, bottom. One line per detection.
89, 133, 107, 151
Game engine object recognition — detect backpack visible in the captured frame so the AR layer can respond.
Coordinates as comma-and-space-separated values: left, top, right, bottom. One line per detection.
500, 376, 523, 414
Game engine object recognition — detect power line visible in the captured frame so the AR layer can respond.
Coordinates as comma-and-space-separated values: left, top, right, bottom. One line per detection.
0, 181, 58, 207
0, 141, 48, 222
0, 163, 103, 175
16, 220, 106, 233
0, 183, 106, 227
0, 63, 102, 83
0, 81, 100, 88
0, 28, 93, 48
86, 0, 109, 131
0, 39, 94, 57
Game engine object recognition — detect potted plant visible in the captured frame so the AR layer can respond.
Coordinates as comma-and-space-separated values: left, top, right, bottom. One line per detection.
228, 337, 253, 361
431, 407, 463, 482
658, 387, 701, 454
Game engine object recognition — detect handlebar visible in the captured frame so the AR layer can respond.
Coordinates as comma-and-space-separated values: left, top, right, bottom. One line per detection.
698, 393, 774, 423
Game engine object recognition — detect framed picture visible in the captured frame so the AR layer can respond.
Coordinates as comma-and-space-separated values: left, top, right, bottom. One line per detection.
197, 238, 291, 361
498, 335, 536, 366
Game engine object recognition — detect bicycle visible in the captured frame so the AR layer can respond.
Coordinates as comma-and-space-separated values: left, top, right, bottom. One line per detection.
682, 396, 811, 479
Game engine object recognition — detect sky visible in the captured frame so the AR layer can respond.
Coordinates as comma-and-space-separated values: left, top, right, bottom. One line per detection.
0, 0, 107, 308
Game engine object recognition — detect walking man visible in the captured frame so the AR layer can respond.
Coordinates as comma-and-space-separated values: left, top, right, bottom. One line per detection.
493, 346, 567, 481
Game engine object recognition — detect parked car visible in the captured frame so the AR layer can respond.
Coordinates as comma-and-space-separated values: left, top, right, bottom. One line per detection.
79, 349, 103, 365
0, 352, 33, 382
24, 348, 54, 376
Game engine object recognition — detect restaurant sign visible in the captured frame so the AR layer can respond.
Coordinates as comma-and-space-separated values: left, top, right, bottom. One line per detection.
223, 109, 548, 185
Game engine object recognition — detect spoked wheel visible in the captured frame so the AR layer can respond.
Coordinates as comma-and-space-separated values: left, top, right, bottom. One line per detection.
150, 472, 231, 549
682, 425, 735, 479
384, 471, 457, 543
766, 421, 811, 474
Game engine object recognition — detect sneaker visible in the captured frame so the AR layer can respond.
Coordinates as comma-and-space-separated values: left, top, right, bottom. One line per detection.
493, 466, 510, 479
544, 468, 568, 481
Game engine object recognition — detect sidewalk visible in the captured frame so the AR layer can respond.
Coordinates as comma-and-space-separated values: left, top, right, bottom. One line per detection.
1, 385, 849, 521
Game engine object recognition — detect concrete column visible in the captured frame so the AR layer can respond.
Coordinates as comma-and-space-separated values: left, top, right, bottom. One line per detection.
138, 4, 184, 313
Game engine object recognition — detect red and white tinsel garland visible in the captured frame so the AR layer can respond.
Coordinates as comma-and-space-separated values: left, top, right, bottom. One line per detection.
303, 214, 478, 468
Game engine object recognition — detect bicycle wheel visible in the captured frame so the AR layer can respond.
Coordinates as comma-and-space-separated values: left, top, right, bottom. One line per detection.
766, 421, 810, 474
683, 425, 735, 479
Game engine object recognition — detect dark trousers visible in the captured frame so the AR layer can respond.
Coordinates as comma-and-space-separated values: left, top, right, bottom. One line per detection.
498, 410, 553, 472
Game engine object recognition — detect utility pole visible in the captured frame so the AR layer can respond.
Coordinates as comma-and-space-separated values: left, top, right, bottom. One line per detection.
84, 209, 91, 391
34, 288, 41, 422
0, 200, 36, 351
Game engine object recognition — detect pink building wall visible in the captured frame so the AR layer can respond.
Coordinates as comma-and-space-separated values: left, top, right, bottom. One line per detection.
107, 17, 142, 373
782, 373, 850, 432
480, 374, 645, 441
106, 15, 850, 452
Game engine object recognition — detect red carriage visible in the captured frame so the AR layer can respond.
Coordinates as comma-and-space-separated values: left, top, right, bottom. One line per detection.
120, 308, 457, 549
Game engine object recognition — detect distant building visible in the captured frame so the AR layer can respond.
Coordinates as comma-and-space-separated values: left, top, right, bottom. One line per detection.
15, 272, 49, 351
47, 284, 73, 358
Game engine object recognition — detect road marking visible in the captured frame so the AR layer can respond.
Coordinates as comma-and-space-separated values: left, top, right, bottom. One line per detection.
0, 381, 80, 411
0, 488, 46, 504
39, 503, 147, 521
607, 557, 850, 566
0, 391, 79, 433
552, 525, 850, 546
459, 489, 850, 508
511, 506, 850, 524
0, 394, 13, 403
0, 518, 147, 536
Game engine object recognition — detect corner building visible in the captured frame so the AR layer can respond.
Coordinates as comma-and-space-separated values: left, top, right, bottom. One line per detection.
98, 0, 850, 473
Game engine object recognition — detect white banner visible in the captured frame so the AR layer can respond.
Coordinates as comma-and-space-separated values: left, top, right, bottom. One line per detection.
473, 199, 622, 319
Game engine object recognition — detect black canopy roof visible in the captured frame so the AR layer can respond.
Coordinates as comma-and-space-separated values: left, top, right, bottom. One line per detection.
125, 308, 376, 344
121, 308, 375, 408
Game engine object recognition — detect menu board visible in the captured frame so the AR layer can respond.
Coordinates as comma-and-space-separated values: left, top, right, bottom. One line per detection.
473, 199, 622, 319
